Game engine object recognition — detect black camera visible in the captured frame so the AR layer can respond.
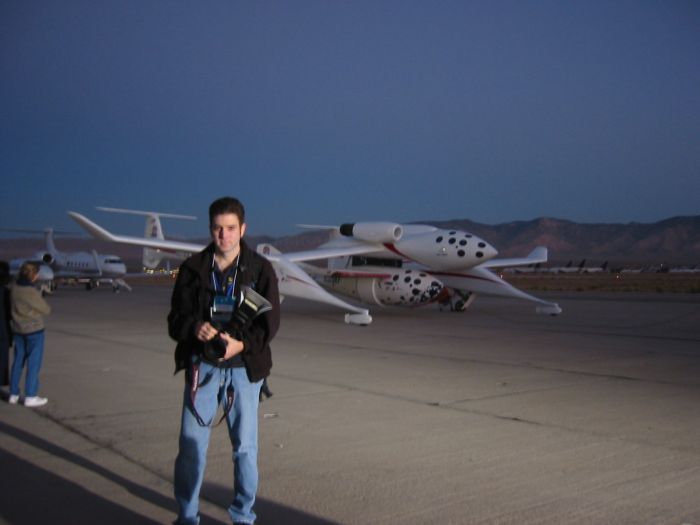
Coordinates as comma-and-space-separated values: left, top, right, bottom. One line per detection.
202, 333, 228, 361
202, 286, 273, 362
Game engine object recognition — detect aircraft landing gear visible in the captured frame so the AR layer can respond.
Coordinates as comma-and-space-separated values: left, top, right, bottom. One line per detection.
344, 310, 373, 325
451, 292, 476, 312
536, 303, 562, 316
112, 278, 132, 292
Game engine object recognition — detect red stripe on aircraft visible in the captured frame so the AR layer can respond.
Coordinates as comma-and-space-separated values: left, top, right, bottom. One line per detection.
383, 243, 406, 258
428, 270, 507, 285
331, 271, 391, 279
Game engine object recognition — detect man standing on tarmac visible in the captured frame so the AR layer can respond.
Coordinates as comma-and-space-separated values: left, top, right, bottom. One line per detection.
169, 196, 280, 525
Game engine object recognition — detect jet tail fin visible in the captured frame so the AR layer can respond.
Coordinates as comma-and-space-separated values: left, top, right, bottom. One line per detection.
95, 207, 196, 269
256, 243, 282, 258
142, 215, 165, 268
44, 228, 57, 256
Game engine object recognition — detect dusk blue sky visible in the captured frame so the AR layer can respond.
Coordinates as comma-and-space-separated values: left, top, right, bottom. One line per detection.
2, 1, 699, 238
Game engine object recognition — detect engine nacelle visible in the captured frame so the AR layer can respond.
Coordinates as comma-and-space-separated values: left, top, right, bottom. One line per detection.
327, 268, 444, 307
373, 269, 443, 306
393, 229, 498, 271
339, 222, 403, 244
40, 252, 54, 265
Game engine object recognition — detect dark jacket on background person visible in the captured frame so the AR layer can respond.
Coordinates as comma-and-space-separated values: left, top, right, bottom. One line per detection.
0, 278, 11, 386
167, 239, 280, 382
0, 285, 10, 340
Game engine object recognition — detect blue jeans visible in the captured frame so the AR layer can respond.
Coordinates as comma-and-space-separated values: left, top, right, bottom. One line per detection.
174, 359, 263, 525
10, 331, 45, 397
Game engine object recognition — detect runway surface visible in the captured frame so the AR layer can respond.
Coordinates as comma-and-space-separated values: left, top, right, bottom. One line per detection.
1, 284, 699, 524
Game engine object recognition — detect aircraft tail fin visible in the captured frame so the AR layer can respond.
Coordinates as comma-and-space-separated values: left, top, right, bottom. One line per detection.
144, 214, 165, 240
96, 207, 196, 270
143, 215, 164, 268
257, 243, 282, 259
44, 228, 57, 256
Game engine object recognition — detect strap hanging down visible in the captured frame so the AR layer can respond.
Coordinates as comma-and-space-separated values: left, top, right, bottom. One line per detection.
189, 360, 236, 427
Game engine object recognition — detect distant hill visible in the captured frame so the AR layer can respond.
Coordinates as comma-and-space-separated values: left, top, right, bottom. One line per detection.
2, 216, 699, 269
422, 216, 700, 265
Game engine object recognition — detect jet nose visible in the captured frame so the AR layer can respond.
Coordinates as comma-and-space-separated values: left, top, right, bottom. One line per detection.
37, 265, 55, 281
476, 239, 498, 262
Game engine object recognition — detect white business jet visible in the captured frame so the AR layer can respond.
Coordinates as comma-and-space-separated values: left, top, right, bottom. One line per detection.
68, 211, 562, 324
10, 229, 129, 292
548, 259, 587, 274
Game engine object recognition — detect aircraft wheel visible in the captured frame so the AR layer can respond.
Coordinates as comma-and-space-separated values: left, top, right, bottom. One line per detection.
454, 300, 466, 312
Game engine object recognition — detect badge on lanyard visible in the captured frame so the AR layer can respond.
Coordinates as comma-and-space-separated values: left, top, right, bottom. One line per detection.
211, 262, 238, 324
213, 294, 236, 313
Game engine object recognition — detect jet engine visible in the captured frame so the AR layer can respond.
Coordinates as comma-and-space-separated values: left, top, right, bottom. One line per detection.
40, 253, 54, 265
339, 222, 403, 244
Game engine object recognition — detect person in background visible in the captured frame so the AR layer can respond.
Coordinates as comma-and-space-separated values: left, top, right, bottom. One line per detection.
8, 261, 51, 407
0, 261, 11, 389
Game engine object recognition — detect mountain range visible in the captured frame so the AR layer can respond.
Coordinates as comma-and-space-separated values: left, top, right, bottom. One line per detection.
419, 215, 700, 265
1, 216, 699, 269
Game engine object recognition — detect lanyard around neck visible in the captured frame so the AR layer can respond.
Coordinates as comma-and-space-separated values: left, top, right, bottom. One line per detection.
211, 255, 239, 298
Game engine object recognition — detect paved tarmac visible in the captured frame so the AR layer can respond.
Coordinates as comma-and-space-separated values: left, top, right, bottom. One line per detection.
1, 284, 699, 525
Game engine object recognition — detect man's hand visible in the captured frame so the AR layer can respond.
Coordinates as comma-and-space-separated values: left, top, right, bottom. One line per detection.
218, 331, 244, 360
195, 321, 218, 342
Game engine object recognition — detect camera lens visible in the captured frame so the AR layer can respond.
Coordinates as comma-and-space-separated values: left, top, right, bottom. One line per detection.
203, 336, 227, 361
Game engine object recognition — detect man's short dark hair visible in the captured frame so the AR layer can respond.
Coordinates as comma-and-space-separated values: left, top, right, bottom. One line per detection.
209, 197, 245, 226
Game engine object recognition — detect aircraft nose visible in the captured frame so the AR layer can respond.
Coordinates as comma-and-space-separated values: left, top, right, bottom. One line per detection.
477, 240, 498, 261
37, 265, 55, 281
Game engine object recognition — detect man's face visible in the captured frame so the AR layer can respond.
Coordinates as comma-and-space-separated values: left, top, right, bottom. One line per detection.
210, 213, 246, 257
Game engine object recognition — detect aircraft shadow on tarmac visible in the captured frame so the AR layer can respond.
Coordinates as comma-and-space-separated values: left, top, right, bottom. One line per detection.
0, 420, 340, 525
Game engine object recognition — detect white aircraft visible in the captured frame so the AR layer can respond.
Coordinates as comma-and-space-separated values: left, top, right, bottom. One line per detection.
582, 261, 608, 273
504, 262, 543, 274
10, 229, 130, 292
69, 211, 562, 324
548, 259, 587, 274
669, 265, 700, 274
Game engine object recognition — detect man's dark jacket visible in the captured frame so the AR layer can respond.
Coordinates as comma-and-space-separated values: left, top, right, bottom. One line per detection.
167, 239, 280, 382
